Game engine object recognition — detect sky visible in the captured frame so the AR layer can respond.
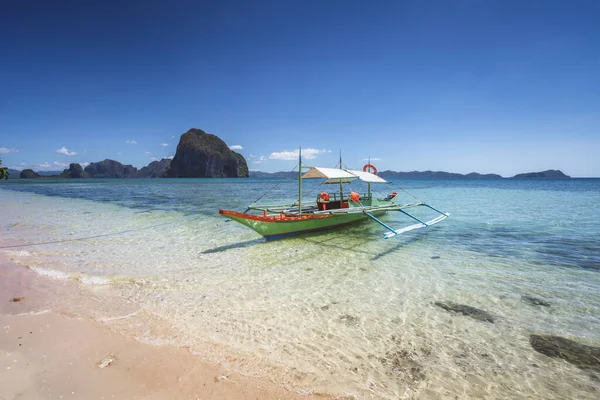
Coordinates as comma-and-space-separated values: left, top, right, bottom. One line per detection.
1, 0, 599, 177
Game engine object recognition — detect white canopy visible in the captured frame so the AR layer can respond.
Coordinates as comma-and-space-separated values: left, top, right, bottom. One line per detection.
346, 170, 388, 183
302, 167, 387, 184
301, 167, 357, 183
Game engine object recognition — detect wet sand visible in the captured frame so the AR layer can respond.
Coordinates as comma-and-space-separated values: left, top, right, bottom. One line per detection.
0, 259, 330, 400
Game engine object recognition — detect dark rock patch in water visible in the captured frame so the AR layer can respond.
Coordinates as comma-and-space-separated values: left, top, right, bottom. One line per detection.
338, 314, 360, 326
521, 295, 551, 307
434, 301, 495, 323
431, 255, 440, 259
380, 349, 425, 382
530, 335, 600, 371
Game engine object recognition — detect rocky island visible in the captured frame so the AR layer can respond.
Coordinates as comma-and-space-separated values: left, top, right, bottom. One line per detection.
5, 128, 249, 179
166, 128, 249, 178
20, 169, 41, 179
61, 163, 90, 178
136, 158, 171, 178
84, 159, 138, 178
3, 129, 571, 180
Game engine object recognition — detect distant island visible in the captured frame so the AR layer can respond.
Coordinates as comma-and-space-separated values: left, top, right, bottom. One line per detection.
3, 127, 572, 180
8, 128, 249, 179
8, 164, 573, 180
166, 128, 248, 178
249, 169, 571, 180
378, 170, 503, 179
512, 170, 570, 179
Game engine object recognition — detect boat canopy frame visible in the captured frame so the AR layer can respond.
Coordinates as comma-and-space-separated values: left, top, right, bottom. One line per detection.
301, 167, 388, 184
223, 149, 449, 239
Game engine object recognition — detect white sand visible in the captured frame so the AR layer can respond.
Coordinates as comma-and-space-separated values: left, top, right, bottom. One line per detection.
0, 259, 333, 400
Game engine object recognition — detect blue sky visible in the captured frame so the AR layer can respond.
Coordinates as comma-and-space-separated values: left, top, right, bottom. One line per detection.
1, 0, 598, 177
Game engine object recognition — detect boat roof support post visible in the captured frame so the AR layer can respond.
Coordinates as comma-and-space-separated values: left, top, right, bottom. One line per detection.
368, 157, 371, 196
338, 150, 343, 200
298, 147, 302, 214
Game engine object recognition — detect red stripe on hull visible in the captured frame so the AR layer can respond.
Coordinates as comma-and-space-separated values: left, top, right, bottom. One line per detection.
219, 209, 332, 222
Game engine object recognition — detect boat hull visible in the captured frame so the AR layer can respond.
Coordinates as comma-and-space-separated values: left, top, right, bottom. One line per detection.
219, 209, 386, 240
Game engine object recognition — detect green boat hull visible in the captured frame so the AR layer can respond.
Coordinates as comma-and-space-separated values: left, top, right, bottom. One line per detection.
220, 209, 387, 240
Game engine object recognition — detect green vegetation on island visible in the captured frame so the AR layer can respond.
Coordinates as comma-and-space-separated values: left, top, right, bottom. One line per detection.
166, 128, 249, 178
0, 158, 9, 180
2, 132, 574, 180
5, 128, 249, 179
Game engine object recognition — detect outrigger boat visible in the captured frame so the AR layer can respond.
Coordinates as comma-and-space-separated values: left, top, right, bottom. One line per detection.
219, 150, 449, 240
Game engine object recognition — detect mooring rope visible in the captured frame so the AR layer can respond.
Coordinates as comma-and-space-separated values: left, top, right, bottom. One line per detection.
0, 214, 203, 249
340, 161, 423, 202
248, 162, 299, 206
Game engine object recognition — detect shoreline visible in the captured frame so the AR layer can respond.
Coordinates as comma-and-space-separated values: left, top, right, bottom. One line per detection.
0, 259, 332, 400
2, 184, 599, 399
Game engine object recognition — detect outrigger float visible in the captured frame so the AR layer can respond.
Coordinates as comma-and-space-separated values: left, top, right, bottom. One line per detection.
219, 150, 449, 240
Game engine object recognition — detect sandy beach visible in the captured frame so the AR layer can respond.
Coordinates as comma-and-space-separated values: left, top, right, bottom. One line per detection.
0, 259, 330, 400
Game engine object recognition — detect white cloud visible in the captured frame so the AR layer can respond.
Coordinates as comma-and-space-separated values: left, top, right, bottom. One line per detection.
125, 140, 137, 144
160, 143, 168, 147
253, 155, 267, 164
0, 147, 19, 154
362, 157, 382, 161
39, 162, 51, 169
167, 155, 174, 160
80, 162, 90, 168
269, 148, 329, 160
56, 146, 77, 156
150, 157, 158, 161
229, 144, 243, 151
53, 161, 69, 168
145, 151, 151, 155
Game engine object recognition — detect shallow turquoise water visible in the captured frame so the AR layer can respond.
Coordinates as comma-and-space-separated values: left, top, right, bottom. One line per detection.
1, 178, 599, 398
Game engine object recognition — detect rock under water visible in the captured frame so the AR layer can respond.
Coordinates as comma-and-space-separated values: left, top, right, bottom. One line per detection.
434, 301, 495, 323
530, 335, 600, 370
521, 295, 551, 307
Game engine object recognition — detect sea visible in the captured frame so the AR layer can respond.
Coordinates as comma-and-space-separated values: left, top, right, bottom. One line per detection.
1, 177, 599, 399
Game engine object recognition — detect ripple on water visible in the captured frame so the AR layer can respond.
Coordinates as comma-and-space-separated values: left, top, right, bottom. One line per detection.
1, 180, 600, 398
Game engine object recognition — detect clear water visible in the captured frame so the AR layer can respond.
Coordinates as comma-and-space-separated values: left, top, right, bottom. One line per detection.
1, 178, 599, 399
